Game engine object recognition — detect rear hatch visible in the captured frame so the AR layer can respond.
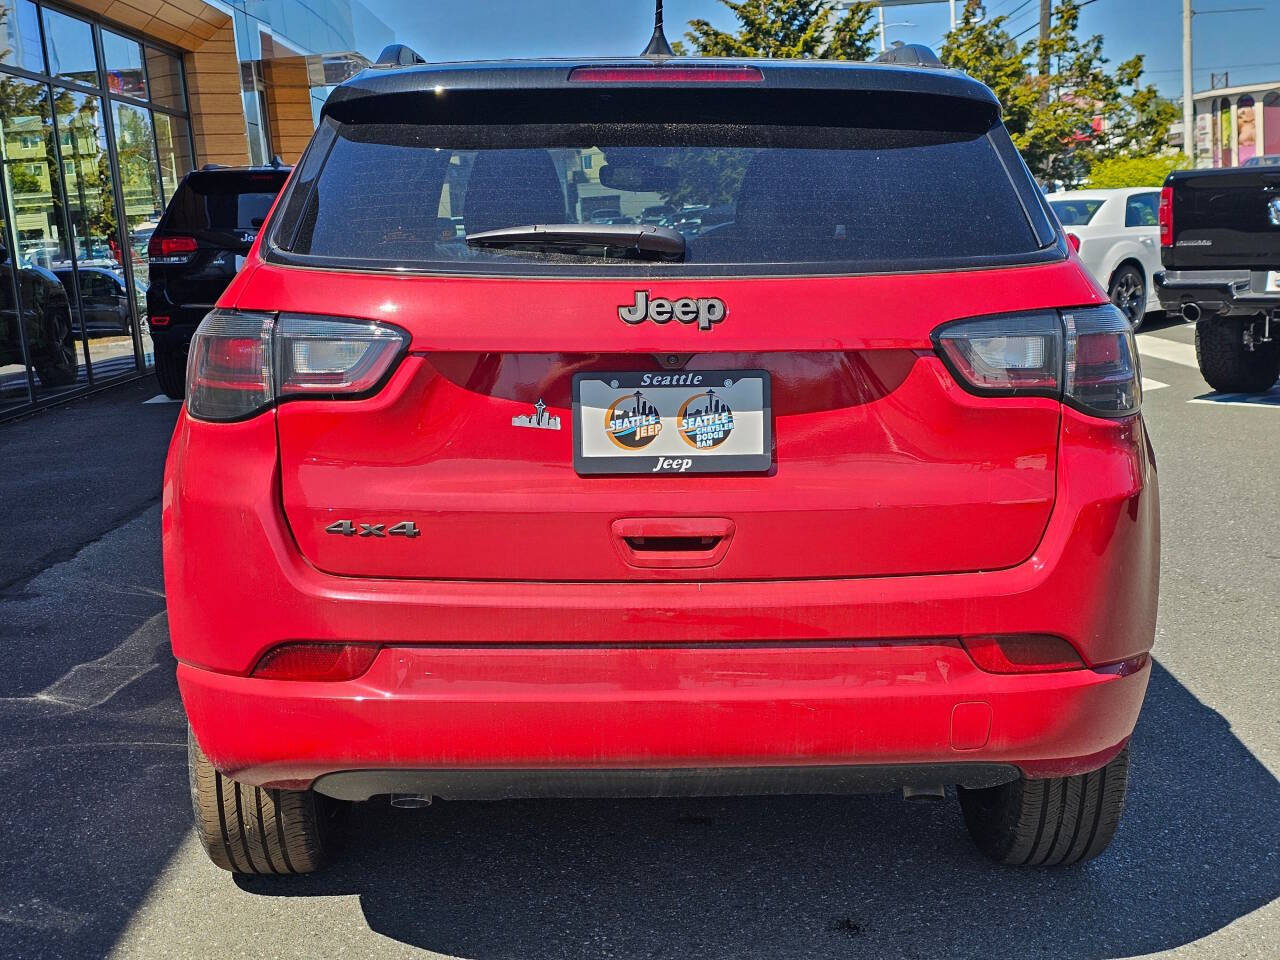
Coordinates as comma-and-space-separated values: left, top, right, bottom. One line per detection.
1166, 167, 1280, 270
151, 169, 289, 311
254, 63, 1079, 582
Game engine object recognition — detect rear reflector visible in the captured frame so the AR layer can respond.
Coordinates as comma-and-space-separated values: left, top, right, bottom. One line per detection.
185, 310, 409, 421
961, 635, 1085, 674
149, 315, 170, 327
568, 65, 764, 84
251, 642, 379, 682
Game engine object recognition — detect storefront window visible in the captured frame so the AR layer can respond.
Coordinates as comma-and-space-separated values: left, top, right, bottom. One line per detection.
56, 90, 136, 380
0, 75, 87, 401
110, 101, 162, 363
41, 8, 97, 89
0, 1, 190, 414
1265, 93, 1280, 157
102, 30, 147, 100
1237, 96, 1256, 166
1, 0, 45, 75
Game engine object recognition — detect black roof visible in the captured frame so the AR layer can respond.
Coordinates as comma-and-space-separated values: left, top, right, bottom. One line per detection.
324, 56, 999, 116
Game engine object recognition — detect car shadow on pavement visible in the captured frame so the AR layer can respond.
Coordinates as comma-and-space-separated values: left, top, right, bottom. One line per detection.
238, 660, 1279, 960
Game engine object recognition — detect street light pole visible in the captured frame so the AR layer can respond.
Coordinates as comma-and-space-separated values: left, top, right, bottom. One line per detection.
1183, 0, 1194, 164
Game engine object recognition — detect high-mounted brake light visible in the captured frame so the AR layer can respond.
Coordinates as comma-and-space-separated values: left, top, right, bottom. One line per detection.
148, 233, 197, 264
1158, 186, 1174, 247
185, 310, 409, 422
568, 65, 764, 84
933, 303, 1141, 418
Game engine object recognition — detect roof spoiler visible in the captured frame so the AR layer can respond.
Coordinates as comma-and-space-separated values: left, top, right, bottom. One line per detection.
874, 44, 944, 68
375, 43, 427, 67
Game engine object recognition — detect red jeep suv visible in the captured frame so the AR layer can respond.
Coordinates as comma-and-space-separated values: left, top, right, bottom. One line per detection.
164, 50, 1158, 875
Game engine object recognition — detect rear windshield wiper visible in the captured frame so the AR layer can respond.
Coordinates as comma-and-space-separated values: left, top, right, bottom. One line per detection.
465, 223, 685, 263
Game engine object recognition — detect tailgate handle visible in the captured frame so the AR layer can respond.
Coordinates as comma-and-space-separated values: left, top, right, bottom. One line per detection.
611, 518, 735, 569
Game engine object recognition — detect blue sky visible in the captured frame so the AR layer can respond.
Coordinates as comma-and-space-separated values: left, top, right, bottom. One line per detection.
358, 0, 1280, 98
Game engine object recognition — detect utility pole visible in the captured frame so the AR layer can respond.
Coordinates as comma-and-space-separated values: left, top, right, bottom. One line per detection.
1183, 0, 1195, 163
1038, 0, 1051, 74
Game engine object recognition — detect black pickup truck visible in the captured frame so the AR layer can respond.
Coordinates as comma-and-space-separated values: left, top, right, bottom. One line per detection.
1155, 165, 1280, 393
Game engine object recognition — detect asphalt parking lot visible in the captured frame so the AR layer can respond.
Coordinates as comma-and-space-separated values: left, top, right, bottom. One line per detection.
0, 315, 1276, 959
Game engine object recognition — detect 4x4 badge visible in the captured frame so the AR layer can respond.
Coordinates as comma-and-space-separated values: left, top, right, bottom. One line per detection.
619, 291, 725, 331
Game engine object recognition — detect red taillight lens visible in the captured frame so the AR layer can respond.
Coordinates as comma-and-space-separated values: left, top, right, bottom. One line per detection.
148, 234, 197, 263
568, 65, 764, 84
934, 311, 1062, 397
933, 304, 1139, 418
962, 635, 1085, 674
186, 311, 275, 421
1063, 305, 1141, 417
251, 642, 379, 682
185, 311, 409, 422
1159, 186, 1173, 247
148, 314, 170, 327
1067, 232, 1081, 252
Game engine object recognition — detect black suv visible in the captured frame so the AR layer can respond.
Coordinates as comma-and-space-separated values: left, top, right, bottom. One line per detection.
146, 165, 291, 397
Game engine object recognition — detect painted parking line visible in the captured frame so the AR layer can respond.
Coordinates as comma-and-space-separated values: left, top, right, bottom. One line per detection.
1142, 378, 1168, 392
1189, 387, 1280, 409
1137, 335, 1199, 369
143, 395, 181, 405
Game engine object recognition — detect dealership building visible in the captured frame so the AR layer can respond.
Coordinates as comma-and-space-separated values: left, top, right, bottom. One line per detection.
0, 0, 392, 418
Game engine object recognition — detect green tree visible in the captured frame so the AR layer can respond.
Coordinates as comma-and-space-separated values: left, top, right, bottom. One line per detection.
1088, 154, 1190, 189
679, 0, 879, 61
943, 0, 1177, 185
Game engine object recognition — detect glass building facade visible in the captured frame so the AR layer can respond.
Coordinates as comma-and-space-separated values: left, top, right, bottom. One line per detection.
0, 0, 392, 418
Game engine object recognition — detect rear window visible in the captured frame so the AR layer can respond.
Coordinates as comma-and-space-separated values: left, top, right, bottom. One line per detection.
166, 171, 288, 233
1049, 199, 1105, 226
273, 114, 1053, 277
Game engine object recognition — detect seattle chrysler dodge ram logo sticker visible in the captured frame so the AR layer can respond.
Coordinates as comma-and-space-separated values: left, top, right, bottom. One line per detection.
678, 389, 735, 449
619, 292, 726, 331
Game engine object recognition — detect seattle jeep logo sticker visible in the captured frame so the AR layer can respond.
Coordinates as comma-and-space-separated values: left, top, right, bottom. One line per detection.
619, 291, 726, 331
605, 390, 662, 449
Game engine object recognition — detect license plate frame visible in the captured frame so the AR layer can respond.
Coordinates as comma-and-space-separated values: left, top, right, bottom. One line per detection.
572, 370, 773, 476
1266, 270, 1280, 293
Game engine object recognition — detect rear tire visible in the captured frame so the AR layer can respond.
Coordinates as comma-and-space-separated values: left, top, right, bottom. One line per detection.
1108, 263, 1147, 330
155, 347, 186, 400
188, 728, 340, 875
958, 747, 1129, 866
1195, 317, 1280, 394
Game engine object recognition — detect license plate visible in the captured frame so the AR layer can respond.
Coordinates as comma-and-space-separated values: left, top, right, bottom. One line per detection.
1267, 271, 1280, 293
572, 370, 772, 475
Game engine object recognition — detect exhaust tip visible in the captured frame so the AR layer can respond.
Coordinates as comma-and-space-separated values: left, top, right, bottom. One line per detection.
1181, 302, 1202, 323
901, 785, 947, 802
389, 793, 432, 809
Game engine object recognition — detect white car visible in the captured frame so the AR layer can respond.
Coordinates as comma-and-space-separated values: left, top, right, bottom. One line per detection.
1046, 188, 1164, 329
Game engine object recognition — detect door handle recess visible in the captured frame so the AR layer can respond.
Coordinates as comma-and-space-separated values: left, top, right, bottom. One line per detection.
611, 518, 736, 569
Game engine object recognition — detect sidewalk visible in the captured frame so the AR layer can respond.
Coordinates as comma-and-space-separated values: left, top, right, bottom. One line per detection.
0, 376, 181, 590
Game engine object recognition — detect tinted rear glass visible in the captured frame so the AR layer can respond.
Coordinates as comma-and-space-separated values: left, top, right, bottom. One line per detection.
166, 172, 288, 233
276, 118, 1049, 276
1049, 199, 1105, 226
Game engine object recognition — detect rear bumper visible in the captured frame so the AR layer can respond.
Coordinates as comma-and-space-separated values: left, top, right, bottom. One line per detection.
165, 405, 1159, 791
1155, 269, 1280, 317
179, 643, 1148, 793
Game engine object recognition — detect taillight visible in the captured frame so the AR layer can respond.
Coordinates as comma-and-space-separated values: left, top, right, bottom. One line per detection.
933, 311, 1062, 397
148, 314, 170, 327
148, 233, 197, 264
251, 642, 379, 682
1063, 305, 1142, 417
568, 65, 764, 84
1159, 186, 1173, 247
961, 635, 1085, 674
933, 303, 1140, 418
1067, 233, 1081, 252
185, 310, 409, 422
